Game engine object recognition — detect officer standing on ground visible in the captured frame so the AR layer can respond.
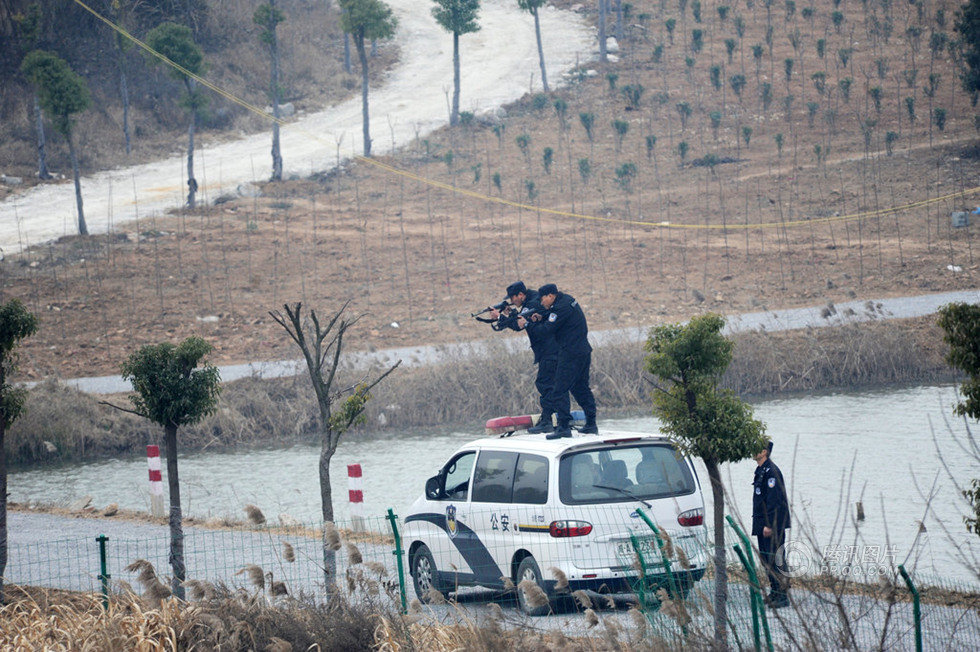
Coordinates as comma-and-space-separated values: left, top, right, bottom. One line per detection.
486, 282, 559, 429
752, 440, 791, 608
525, 284, 597, 439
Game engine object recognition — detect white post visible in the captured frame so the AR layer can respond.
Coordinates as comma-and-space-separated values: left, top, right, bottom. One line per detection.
348, 463, 365, 533
147, 445, 165, 517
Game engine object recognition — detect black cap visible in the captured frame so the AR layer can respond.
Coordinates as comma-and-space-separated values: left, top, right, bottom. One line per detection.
538, 283, 558, 296
506, 281, 527, 298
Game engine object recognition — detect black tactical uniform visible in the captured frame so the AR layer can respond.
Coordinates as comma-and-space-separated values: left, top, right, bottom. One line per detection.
530, 287, 597, 437
498, 287, 559, 423
752, 451, 791, 605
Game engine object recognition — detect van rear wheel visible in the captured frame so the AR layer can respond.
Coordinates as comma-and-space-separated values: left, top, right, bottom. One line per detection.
411, 545, 445, 602
516, 556, 551, 616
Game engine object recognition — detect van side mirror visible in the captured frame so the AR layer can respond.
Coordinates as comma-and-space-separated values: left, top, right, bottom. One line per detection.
425, 475, 444, 500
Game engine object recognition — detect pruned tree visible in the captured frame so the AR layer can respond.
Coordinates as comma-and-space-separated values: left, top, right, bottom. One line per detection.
20, 50, 91, 236
270, 303, 399, 589
339, 0, 397, 157
115, 337, 221, 600
432, 0, 480, 126
645, 313, 767, 649
518, 0, 549, 93
144, 22, 207, 208
0, 299, 38, 605
12, 4, 51, 179
255, 0, 286, 180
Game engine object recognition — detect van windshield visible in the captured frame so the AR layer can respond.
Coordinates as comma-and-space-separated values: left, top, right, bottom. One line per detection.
559, 444, 695, 505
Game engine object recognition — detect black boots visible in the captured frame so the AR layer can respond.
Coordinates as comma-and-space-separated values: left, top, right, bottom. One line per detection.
579, 418, 598, 435
527, 415, 554, 434
547, 426, 573, 439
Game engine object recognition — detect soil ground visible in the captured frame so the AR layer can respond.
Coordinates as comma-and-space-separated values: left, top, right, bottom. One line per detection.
1, 0, 979, 380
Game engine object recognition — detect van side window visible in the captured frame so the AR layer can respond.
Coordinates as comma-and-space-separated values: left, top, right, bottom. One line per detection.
444, 451, 476, 500
471, 450, 518, 503
512, 454, 549, 505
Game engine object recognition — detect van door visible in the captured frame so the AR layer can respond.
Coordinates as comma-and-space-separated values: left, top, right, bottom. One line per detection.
414, 450, 476, 584
470, 449, 518, 585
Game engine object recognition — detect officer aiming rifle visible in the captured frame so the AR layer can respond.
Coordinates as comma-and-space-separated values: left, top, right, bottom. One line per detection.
481, 282, 560, 429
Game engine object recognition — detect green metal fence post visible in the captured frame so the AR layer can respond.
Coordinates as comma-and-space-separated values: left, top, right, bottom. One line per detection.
733, 543, 763, 652
386, 508, 408, 614
634, 508, 682, 600
727, 516, 773, 652
96, 534, 110, 610
898, 565, 922, 652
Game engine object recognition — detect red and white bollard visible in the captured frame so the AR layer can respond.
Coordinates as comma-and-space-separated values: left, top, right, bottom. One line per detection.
147, 445, 165, 517
347, 463, 365, 532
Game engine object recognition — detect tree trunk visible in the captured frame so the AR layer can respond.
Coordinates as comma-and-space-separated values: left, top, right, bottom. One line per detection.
66, 128, 87, 236
355, 34, 371, 156
706, 460, 728, 649
319, 438, 337, 591
0, 419, 7, 605
186, 81, 197, 209
165, 423, 186, 600
533, 9, 549, 93
344, 33, 352, 75
33, 94, 51, 180
270, 0, 283, 181
451, 31, 460, 125
118, 51, 131, 156
598, 0, 607, 62
615, 0, 623, 41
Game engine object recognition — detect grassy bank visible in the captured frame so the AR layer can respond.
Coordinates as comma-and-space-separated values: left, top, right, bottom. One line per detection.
7, 316, 956, 466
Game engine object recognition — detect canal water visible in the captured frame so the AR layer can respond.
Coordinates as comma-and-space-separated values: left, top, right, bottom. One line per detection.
9, 383, 980, 580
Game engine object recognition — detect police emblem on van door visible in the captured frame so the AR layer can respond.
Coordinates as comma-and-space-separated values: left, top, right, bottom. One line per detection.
446, 505, 458, 538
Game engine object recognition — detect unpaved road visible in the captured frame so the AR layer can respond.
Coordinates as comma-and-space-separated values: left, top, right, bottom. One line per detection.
0, 0, 592, 253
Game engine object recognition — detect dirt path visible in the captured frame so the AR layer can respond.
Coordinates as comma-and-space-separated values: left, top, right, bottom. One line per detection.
0, 0, 592, 253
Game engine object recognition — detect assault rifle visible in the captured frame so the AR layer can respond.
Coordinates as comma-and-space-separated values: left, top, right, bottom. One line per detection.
471, 300, 510, 326
492, 304, 551, 332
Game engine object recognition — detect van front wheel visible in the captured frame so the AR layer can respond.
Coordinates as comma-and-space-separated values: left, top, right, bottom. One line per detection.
516, 556, 551, 616
411, 545, 444, 602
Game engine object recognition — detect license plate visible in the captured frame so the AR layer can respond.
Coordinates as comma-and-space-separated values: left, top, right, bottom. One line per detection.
617, 538, 659, 560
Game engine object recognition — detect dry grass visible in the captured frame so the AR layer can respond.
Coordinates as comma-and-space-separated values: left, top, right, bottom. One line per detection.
6, 316, 955, 465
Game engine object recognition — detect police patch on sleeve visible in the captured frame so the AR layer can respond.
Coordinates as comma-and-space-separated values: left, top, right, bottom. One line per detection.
548, 313, 557, 322
755, 487, 761, 495
768, 477, 776, 488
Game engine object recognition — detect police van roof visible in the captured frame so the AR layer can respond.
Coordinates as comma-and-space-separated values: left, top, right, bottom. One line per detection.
463, 430, 670, 454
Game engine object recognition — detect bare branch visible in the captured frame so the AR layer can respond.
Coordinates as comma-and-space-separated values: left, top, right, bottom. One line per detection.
98, 400, 145, 418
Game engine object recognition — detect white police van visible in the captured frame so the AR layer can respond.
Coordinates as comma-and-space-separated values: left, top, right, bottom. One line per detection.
402, 419, 708, 615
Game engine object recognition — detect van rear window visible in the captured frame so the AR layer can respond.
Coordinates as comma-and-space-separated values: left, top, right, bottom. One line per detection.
559, 444, 695, 505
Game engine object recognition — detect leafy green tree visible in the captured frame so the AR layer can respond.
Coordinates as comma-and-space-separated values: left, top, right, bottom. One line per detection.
0, 300, 38, 605
937, 303, 980, 538
340, 0, 397, 156
645, 314, 767, 648
432, 0, 480, 126
119, 338, 221, 599
144, 22, 207, 208
254, 0, 286, 180
271, 303, 399, 589
957, 0, 980, 95
20, 50, 91, 235
518, 0, 550, 92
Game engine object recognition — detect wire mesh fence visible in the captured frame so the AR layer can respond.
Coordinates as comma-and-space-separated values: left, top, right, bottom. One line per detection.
5, 507, 980, 649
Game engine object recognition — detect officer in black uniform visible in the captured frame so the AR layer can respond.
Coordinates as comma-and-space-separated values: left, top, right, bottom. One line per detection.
525, 284, 597, 439
752, 440, 791, 608
487, 282, 559, 429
